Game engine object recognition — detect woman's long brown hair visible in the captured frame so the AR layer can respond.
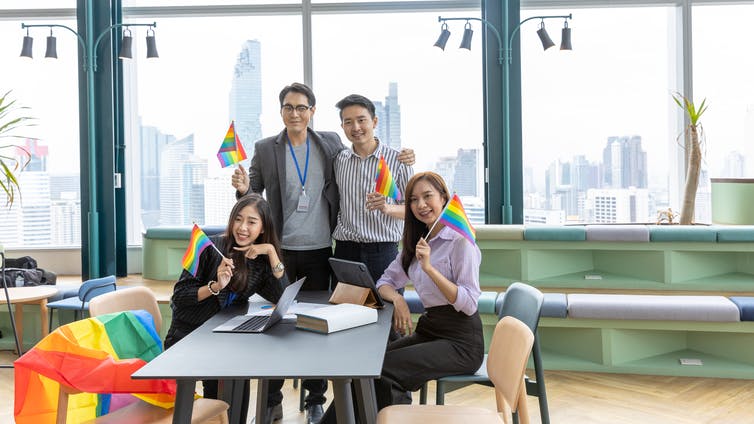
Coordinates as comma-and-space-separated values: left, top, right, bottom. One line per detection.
400, 172, 449, 275
224, 193, 282, 292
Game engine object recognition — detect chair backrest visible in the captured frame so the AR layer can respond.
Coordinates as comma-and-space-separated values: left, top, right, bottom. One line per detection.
78, 275, 117, 302
487, 316, 535, 415
89, 286, 163, 332
499, 282, 544, 333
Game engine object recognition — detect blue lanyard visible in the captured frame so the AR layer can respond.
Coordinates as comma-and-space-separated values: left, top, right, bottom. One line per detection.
287, 135, 310, 190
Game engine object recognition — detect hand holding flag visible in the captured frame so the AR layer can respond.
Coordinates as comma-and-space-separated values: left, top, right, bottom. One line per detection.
217, 121, 248, 168
427, 193, 476, 245
374, 155, 402, 202
181, 224, 225, 276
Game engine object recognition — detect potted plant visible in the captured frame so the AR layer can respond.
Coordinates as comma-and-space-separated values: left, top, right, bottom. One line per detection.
0, 90, 34, 207
673, 93, 707, 225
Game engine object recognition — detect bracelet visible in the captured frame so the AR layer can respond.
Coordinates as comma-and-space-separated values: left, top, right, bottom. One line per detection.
207, 280, 220, 296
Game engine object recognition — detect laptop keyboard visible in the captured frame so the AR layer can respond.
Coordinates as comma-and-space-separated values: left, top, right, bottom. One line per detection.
233, 315, 269, 331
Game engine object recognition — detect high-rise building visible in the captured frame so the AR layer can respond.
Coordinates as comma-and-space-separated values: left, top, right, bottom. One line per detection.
229, 40, 263, 157
140, 124, 176, 228
374, 82, 402, 150
602, 136, 647, 189
159, 134, 207, 225
434, 156, 455, 190
586, 187, 650, 223
723, 151, 746, 178
204, 176, 239, 225
454, 148, 478, 196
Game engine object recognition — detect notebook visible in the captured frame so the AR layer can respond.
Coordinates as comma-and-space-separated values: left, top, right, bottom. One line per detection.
328, 258, 385, 309
212, 277, 305, 333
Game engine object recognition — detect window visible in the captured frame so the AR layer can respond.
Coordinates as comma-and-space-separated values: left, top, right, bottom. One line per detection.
0, 16, 81, 248
521, 6, 676, 224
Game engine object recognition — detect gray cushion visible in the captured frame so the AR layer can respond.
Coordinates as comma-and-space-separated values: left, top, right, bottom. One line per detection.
495, 292, 567, 318
567, 294, 740, 322
585, 225, 650, 242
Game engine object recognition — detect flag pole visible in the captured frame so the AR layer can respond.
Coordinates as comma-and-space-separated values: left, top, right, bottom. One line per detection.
425, 195, 453, 240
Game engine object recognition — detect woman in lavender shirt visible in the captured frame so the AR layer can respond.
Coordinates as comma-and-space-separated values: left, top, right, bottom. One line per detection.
374, 171, 484, 409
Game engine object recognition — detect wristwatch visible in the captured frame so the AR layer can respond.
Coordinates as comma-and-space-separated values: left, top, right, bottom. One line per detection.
273, 262, 285, 273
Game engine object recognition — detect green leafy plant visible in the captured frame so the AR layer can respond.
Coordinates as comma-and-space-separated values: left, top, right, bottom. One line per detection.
0, 90, 34, 207
673, 92, 708, 225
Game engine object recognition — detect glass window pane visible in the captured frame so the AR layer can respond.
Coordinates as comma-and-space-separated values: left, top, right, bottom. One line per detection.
312, 11, 485, 223
125, 15, 302, 244
0, 18, 81, 248
521, 7, 675, 224
694, 4, 754, 179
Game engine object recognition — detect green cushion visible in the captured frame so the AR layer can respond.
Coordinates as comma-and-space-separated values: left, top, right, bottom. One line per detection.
143, 225, 225, 240
648, 226, 717, 242
716, 226, 754, 242
524, 226, 586, 241
476, 225, 524, 240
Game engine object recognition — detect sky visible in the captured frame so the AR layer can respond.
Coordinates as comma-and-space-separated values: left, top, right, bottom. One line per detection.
3, 3, 754, 203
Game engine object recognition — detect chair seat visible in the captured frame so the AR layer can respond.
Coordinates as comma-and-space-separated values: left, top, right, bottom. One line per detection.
82, 398, 228, 424
377, 404, 503, 424
47, 296, 88, 310
439, 356, 488, 382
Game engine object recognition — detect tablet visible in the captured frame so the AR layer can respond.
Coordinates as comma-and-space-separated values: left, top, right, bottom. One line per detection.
328, 258, 385, 309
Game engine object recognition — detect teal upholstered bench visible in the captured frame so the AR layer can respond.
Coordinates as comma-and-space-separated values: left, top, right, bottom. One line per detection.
142, 225, 225, 281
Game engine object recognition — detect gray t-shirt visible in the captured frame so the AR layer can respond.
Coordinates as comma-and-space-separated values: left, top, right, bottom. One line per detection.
281, 141, 331, 250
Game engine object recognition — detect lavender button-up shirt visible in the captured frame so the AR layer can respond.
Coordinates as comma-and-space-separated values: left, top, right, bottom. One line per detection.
376, 226, 482, 316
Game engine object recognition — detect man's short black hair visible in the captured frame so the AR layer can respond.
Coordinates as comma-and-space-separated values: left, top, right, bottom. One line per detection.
335, 94, 376, 121
279, 82, 316, 107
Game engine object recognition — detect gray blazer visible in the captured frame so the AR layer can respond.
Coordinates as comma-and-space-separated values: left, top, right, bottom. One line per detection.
245, 128, 345, 241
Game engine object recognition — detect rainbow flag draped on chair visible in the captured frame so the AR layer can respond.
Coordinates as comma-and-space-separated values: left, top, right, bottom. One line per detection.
14, 310, 176, 424
438, 194, 476, 245
374, 155, 402, 201
216, 121, 248, 168
181, 224, 215, 276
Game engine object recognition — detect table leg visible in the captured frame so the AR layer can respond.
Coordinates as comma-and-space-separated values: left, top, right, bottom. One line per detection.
332, 378, 356, 424
40, 299, 49, 338
255, 379, 269, 424
14, 303, 23, 354
353, 378, 378, 424
172, 380, 195, 424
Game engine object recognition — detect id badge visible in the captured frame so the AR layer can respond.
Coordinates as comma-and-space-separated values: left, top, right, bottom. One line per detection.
297, 190, 309, 212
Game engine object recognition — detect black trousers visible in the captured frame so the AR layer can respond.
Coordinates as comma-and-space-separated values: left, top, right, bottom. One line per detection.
375, 305, 485, 409
281, 246, 332, 406
333, 240, 398, 284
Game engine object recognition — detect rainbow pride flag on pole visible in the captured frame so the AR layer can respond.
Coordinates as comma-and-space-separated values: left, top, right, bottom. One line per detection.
374, 155, 402, 201
14, 310, 176, 423
216, 121, 248, 168
181, 224, 215, 276
437, 193, 476, 245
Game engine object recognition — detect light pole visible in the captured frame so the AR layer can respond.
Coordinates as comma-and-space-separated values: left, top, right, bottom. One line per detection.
436, 12, 572, 224
21, 12, 157, 278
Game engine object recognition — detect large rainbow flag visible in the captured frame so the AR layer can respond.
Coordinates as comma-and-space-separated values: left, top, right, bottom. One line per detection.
181, 224, 215, 276
438, 193, 476, 245
216, 121, 248, 168
374, 155, 402, 201
14, 310, 176, 423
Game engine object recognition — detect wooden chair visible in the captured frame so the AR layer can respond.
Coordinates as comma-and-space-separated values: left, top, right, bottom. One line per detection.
376, 316, 535, 424
89, 286, 163, 333
422, 282, 551, 424
56, 384, 229, 424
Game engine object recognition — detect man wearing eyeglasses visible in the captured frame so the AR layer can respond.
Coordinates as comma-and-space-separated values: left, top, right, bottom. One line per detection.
231, 82, 413, 424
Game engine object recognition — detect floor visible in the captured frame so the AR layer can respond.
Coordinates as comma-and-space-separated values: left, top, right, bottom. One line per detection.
3, 276, 754, 423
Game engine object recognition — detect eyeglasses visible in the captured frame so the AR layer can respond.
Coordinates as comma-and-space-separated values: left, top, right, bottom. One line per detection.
281, 104, 312, 115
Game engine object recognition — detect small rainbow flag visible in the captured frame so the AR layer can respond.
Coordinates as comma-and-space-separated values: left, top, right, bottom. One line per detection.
216, 121, 248, 168
14, 310, 176, 423
374, 155, 402, 201
438, 194, 476, 245
181, 224, 214, 276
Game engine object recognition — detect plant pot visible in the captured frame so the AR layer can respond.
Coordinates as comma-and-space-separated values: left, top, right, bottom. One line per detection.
711, 178, 754, 224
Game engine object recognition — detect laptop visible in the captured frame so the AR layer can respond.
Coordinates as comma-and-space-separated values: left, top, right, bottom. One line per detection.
213, 277, 305, 333
328, 258, 385, 309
